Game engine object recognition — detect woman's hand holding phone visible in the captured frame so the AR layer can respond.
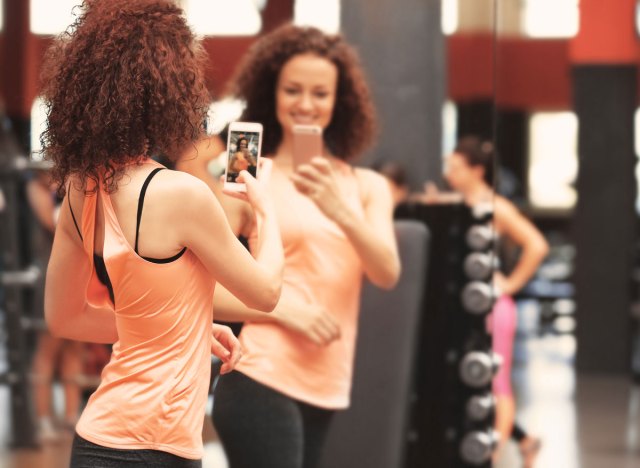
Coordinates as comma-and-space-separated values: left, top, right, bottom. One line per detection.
222, 158, 274, 218
290, 157, 350, 223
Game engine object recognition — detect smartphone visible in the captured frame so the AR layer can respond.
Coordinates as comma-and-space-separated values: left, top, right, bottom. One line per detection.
292, 125, 322, 169
224, 121, 263, 192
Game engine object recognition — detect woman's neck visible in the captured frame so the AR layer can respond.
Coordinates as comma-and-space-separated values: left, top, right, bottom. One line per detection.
274, 133, 295, 169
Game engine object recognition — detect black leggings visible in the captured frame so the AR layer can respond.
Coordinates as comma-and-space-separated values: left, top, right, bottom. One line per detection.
213, 371, 335, 468
69, 433, 202, 467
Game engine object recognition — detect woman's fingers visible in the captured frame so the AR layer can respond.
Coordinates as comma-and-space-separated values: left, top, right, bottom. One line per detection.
211, 324, 243, 374
295, 164, 325, 183
221, 189, 248, 201
290, 173, 321, 197
257, 157, 273, 184
316, 320, 340, 343
211, 337, 231, 362
222, 171, 259, 202
309, 157, 332, 175
308, 328, 331, 347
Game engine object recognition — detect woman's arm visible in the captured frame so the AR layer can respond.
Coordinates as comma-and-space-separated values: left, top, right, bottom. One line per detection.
292, 159, 401, 289
213, 285, 341, 347
45, 196, 118, 343
175, 137, 252, 237
176, 171, 284, 312
493, 197, 549, 296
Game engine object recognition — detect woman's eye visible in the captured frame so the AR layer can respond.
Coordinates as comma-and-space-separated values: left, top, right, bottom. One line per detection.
284, 88, 299, 95
314, 92, 329, 99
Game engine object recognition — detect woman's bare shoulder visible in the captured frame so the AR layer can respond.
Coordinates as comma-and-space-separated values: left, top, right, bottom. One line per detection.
493, 194, 520, 217
152, 168, 212, 201
353, 167, 392, 206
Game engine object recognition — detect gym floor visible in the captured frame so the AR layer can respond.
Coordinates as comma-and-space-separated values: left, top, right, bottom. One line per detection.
0, 331, 637, 467
496, 329, 638, 468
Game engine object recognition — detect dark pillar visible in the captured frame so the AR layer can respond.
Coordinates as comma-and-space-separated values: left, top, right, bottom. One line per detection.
570, 0, 639, 373
456, 100, 494, 142
573, 65, 637, 373
1, 0, 32, 152
494, 109, 527, 201
340, 0, 446, 189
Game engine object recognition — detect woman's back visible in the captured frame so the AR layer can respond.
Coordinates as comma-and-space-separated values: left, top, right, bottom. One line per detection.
70, 161, 215, 459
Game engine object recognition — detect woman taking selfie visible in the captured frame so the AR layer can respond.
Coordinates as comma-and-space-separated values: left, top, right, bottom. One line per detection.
210, 25, 401, 468
41, 1, 283, 466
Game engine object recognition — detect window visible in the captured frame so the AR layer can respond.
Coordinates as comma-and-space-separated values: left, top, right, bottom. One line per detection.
207, 98, 245, 135
528, 112, 578, 210
30, 0, 79, 35
637, 0, 640, 37
0, 0, 4, 32
30, 98, 47, 160
441, 0, 459, 35
294, 0, 340, 34
522, 0, 579, 38
183, 0, 262, 36
442, 101, 458, 163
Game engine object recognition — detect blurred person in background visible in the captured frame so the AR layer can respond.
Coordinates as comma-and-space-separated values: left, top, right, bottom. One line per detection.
426, 136, 548, 467
209, 25, 401, 468
27, 169, 84, 442
39, 0, 283, 465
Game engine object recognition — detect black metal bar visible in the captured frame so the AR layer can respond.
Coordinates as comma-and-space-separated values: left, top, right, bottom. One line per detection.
0, 163, 38, 447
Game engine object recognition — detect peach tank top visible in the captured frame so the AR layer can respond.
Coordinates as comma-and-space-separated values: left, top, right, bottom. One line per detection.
236, 159, 364, 409
75, 162, 215, 459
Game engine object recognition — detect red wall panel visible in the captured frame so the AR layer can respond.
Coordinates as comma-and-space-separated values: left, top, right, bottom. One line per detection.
496, 39, 572, 109
570, 0, 640, 64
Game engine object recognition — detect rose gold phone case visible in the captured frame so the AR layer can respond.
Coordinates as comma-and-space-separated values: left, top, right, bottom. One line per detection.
292, 125, 322, 168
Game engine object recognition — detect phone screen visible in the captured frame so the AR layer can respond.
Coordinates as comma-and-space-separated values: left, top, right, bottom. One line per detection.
226, 130, 261, 183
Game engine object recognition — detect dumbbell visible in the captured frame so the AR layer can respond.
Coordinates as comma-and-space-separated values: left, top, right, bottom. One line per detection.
466, 393, 495, 422
459, 351, 502, 388
466, 225, 494, 251
461, 282, 497, 315
464, 253, 498, 281
459, 429, 500, 465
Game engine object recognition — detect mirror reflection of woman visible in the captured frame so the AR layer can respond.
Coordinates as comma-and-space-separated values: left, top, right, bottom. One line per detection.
40, 1, 283, 466
229, 138, 257, 180
433, 136, 548, 467
210, 25, 401, 468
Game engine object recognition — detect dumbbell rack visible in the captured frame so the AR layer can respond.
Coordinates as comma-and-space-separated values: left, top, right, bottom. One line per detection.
0, 152, 39, 447
396, 202, 498, 468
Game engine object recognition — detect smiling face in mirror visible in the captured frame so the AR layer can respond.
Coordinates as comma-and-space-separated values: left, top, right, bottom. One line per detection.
276, 53, 338, 135
237, 138, 248, 151
444, 152, 486, 193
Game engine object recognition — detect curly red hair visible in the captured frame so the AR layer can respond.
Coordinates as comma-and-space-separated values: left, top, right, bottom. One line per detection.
228, 24, 377, 161
40, 0, 210, 192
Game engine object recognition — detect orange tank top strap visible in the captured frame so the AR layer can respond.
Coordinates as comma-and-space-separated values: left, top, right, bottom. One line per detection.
78, 177, 112, 310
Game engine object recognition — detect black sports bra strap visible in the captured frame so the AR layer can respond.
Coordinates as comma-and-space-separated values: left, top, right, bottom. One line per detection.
135, 168, 165, 254
68, 184, 83, 242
